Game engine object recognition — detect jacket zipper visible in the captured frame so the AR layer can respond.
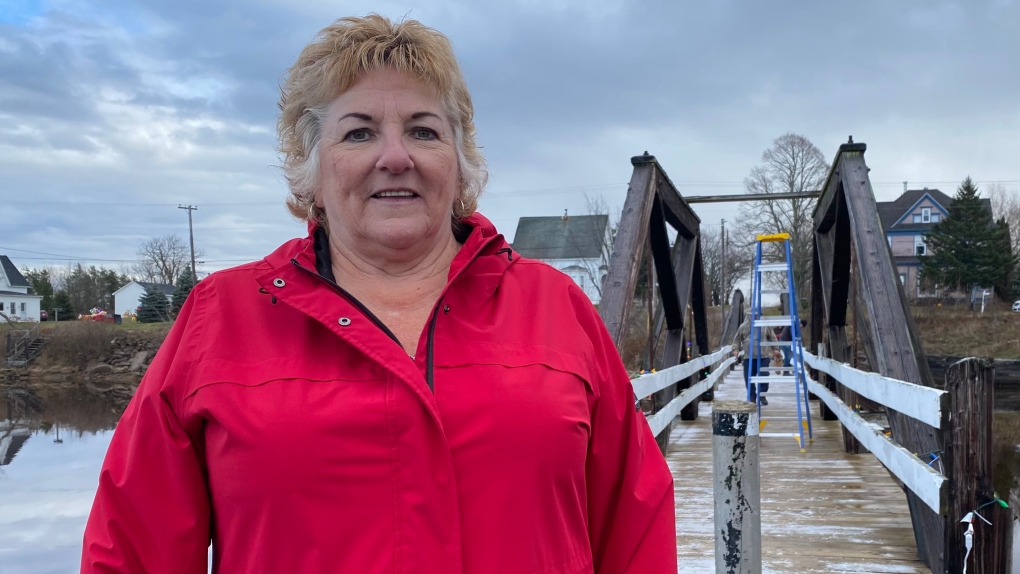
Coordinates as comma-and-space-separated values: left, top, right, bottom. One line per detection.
290, 259, 403, 348
425, 299, 442, 392
293, 234, 505, 394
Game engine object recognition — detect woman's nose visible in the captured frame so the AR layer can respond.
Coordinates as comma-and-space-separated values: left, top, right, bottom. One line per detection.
375, 133, 415, 173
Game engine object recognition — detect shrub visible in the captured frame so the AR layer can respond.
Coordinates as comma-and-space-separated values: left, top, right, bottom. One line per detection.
42, 322, 115, 368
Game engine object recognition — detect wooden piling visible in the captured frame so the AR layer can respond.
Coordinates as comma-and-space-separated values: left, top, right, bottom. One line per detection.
944, 358, 996, 574
712, 400, 761, 574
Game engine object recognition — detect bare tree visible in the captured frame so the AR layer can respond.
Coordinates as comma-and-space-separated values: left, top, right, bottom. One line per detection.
736, 133, 829, 308
563, 193, 617, 300
701, 226, 753, 306
988, 183, 1020, 256
134, 234, 200, 285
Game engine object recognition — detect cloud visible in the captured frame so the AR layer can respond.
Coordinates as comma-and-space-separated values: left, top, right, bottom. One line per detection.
0, 0, 1016, 274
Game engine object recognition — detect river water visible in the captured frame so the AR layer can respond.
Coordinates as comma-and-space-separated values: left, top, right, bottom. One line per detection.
1, 387, 120, 574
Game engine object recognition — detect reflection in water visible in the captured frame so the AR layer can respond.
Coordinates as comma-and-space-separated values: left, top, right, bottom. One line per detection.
0, 386, 123, 574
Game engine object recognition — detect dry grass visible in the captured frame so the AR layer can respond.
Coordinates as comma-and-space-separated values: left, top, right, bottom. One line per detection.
912, 305, 1020, 359
38, 322, 117, 369
993, 411, 1020, 495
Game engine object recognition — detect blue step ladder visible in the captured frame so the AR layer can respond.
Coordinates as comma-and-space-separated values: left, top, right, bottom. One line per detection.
748, 233, 813, 452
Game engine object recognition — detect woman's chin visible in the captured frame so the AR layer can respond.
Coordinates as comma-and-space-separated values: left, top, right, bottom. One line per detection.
370, 222, 447, 253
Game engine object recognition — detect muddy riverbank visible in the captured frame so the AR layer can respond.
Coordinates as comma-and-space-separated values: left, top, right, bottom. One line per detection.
3, 322, 170, 408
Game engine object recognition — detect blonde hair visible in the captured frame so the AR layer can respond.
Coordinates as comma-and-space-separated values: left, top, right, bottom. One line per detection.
277, 14, 487, 225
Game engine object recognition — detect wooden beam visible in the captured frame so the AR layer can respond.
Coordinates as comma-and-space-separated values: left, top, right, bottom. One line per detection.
684, 190, 821, 203
720, 289, 744, 348
599, 157, 656, 348
649, 197, 683, 330
689, 238, 711, 357
654, 170, 701, 239
837, 146, 945, 574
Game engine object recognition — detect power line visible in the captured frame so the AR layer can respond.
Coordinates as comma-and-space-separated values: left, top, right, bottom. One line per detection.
6, 179, 1019, 207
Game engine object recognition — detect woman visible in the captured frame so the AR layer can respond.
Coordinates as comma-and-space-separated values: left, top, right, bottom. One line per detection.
81, 15, 676, 574
731, 317, 778, 404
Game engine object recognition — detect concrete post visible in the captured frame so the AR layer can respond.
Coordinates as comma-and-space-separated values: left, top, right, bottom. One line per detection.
713, 400, 761, 574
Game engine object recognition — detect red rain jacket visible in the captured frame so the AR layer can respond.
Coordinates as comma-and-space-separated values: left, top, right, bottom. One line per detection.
82, 214, 676, 574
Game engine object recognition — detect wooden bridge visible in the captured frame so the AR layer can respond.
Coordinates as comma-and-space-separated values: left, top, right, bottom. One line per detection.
599, 141, 1014, 573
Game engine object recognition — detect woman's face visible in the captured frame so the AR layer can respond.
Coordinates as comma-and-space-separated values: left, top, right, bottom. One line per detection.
316, 68, 460, 256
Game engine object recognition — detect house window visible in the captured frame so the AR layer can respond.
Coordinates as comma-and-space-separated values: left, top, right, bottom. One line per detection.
20, 303, 25, 313
922, 208, 931, 223
0, 302, 4, 312
914, 236, 927, 256
931, 214, 940, 223
899, 274, 906, 284
912, 214, 922, 223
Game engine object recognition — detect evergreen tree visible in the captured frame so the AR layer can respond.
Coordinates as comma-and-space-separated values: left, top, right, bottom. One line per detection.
920, 177, 1014, 294
137, 286, 171, 323
171, 268, 196, 316
24, 268, 55, 311
52, 290, 74, 320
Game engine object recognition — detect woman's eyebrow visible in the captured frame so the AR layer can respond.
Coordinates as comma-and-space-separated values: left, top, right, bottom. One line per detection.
338, 112, 373, 122
411, 112, 441, 121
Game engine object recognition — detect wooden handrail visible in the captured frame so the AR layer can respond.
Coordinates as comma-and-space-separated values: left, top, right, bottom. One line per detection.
802, 351, 946, 429
632, 346, 732, 399
804, 374, 947, 515
645, 355, 737, 436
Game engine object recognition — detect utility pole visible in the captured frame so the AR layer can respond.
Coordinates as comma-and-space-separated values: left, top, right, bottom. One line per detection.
720, 219, 726, 329
178, 205, 198, 280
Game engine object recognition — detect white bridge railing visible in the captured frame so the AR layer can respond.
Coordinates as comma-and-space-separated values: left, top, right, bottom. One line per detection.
630, 346, 949, 515
631, 346, 737, 437
801, 350, 948, 514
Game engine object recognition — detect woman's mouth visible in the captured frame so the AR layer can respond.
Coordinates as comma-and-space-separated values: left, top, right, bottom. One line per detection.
373, 190, 418, 198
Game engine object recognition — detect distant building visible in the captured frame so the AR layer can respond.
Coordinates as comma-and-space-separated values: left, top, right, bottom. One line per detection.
0, 255, 43, 322
112, 281, 175, 316
877, 187, 992, 298
511, 214, 612, 304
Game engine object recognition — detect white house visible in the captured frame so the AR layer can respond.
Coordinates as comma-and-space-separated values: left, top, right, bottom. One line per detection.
113, 281, 175, 316
511, 214, 612, 304
0, 256, 43, 322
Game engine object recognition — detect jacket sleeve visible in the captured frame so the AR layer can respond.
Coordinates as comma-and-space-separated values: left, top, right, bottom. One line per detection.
81, 289, 210, 573
584, 312, 677, 574
731, 319, 748, 353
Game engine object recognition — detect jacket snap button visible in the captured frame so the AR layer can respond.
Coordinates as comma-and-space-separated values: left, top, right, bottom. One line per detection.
338, 317, 351, 326
272, 278, 286, 288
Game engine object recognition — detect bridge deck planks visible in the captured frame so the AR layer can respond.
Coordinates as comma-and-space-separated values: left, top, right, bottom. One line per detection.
668, 369, 930, 573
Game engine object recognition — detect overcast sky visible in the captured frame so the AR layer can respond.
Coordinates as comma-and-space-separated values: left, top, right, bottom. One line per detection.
2, 0, 1018, 277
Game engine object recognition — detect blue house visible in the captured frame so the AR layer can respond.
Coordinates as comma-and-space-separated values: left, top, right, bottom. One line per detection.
877, 188, 992, 298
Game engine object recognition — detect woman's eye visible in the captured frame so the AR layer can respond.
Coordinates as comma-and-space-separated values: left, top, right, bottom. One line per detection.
412, 127, 437, 140
344, 129, 370, 142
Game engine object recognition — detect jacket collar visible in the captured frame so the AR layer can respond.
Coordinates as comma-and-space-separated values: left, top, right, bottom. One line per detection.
268, 213, 514, 289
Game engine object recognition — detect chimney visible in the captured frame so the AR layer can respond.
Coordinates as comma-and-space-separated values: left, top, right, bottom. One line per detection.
562, 209, 569, 221
903, 181, 908, 193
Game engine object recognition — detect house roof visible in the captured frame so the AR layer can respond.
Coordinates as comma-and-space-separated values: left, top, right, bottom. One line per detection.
114, 281, 176, 296
511, 215, 609, 260
136, 281, 176, 296
0, 290, 42, 297
877, 188, 992, 231
0, 256, 30, 288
